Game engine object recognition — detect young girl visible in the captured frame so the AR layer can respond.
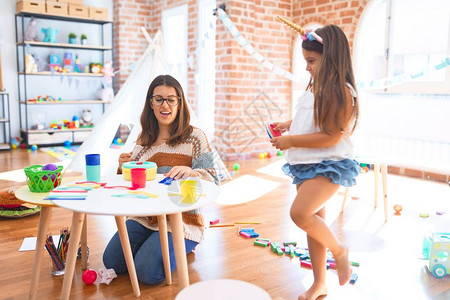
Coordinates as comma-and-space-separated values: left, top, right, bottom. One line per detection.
103, 74, 218, 284
271, 21, 360, 300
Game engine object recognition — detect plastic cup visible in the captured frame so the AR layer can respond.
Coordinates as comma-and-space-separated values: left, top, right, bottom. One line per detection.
131, 168, 146, 189
50, 254, 65, 276
180, 180, 198, 204
85, 154, 100, 182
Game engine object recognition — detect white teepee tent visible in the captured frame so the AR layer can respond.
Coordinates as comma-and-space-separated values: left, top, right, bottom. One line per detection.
67, 29, 230, 180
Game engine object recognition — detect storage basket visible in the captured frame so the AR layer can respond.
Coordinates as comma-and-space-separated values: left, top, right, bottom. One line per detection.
24, 165, 63, 193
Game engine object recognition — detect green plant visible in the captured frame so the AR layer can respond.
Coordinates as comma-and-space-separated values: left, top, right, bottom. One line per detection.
68, 32, 77, 39
81, 34, 87, 40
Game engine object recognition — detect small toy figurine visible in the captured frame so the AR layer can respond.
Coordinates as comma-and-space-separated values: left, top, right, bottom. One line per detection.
41, 27, 59, 43
74, 54, 82, 73
80, 109, 94, 127
49, 54, 60, 71
25, 53, 38, 73
63, 52, 73, 72
25, 17, 39, 41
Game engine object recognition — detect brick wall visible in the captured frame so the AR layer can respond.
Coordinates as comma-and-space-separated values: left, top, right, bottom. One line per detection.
112, 0, 371, 160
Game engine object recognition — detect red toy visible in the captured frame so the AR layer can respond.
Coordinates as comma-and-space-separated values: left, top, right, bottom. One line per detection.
265, 122, 282, 139
82, 269, 97, 285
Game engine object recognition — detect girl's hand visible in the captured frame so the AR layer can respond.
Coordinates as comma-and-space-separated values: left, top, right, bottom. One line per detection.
118, 152, 132, 170
271, 136, 292, 150
165, 166, 195, 180
273, 121, 291, 133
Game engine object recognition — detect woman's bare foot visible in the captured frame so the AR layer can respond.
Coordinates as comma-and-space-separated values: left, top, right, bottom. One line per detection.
298, 282, 328, 300
334, 247, 351, 285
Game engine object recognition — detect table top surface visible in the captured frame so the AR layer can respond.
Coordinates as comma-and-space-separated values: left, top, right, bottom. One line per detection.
15, 176, 84, 207
50, 174, 220, 216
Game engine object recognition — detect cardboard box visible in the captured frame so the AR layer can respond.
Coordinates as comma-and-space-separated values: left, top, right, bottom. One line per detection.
68, 4, 88, 18
16, 1, 46, 14
46, 1, 68, 16
88, 6, 108, 21
61, 0, 83, 4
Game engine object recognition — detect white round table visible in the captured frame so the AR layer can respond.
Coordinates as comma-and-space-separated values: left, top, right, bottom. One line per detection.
51, 174, 220, 299
176, 279, 272, 300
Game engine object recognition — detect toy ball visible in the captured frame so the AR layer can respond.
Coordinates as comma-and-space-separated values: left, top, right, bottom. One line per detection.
63, 140, 72, 148
117, 138, 122, 144
233, 163, 240, 171
11, 144, 17, 150
267, 152, 272, 158
21, 143, 26, 149
258, 153, 264, 159
43, 163, 58, 171
30, 144, 38, 151
82, 269, 97, 285
393, 204, 402, 215
277, 150, 283, 156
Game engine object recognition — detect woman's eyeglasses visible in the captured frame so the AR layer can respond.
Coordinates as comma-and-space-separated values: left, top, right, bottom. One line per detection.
151, 95, 180, 106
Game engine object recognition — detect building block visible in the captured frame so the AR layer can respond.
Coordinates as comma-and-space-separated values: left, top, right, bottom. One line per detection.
254, 240, 269, 247
209, 219, 220, 225
239, 228, 255, 233
283, 241, 297, 246
301, 261, 312, 268
239, 231, 251, 238
349, 273, 358, 284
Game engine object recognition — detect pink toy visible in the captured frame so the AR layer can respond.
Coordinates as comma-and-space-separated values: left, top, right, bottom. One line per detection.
210, 219, 220, 225
82, 269, 97, 285
265, 122, 282, 139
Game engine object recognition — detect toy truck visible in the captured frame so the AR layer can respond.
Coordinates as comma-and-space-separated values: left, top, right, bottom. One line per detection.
422, 232, 450, 278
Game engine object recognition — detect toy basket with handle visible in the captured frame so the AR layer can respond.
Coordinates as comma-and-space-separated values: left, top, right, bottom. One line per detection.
24, 165, 63, 193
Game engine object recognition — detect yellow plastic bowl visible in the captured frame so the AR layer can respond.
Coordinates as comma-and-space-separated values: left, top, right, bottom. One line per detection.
122, 161, 157, 181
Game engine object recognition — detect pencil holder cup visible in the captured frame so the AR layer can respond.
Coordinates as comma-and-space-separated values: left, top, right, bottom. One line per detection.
180, 180, 198, 204
49, 253, 65, 276
24, 165, 63, 193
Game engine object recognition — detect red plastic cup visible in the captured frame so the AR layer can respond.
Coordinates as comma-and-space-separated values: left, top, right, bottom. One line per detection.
131, 168, 146, 189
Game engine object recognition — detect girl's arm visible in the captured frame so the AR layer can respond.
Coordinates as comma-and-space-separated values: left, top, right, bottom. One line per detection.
272, 88, 354, 150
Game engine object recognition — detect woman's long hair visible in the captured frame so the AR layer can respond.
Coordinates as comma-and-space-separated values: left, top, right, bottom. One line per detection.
140, 75, 192, 146
302, 24, 359, 134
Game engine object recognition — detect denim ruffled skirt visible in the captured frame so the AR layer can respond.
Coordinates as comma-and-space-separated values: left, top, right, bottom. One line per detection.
282, 159, 360, 187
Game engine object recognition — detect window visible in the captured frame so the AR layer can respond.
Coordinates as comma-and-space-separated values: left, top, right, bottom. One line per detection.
354, 0, 450, 93
197, 0, 216, 139
162, 5, 188, 92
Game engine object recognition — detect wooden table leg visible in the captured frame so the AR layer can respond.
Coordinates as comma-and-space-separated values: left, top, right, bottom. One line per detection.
115, 216, 141, 297
29, 206, 52, 300
60, 212, 85, 300
373, 164, 380, 210
157, 215, 172, 285
340, 187, 350, 213
381, 164, 388, 222
80, 215, 88, 269
169, 212, 189, 288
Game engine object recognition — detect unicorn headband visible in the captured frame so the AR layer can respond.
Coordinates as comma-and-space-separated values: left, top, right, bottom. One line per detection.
277, 16, 323, 44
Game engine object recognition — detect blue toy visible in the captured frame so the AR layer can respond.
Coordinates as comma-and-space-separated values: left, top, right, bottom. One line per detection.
63, 140, 72, 148
422, 232, 450, 278
41, 27, 59, 43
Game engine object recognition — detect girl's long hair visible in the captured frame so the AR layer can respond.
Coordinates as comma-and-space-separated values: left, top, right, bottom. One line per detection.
140, 75, 192, 146
302, 24, 359, 134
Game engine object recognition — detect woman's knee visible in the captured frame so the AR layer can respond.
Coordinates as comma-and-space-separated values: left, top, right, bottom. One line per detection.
290, 206, 312, 229
135, 264, 165, 285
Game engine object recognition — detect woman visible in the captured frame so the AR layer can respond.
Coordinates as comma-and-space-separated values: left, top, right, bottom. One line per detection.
103, 74, 218, 284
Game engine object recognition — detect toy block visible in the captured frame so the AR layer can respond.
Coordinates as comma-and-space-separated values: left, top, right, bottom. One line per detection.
276, 248, 284, 256
350, 261, 360, 267
300, 254, 309, 260
285, 247, 290, 255
249, 233, 259, 238
239, 231, 251, 238
349, 273, 358, 284
209, 219, 220, 225
328, 262, 337, 269
326, 258, 335, 263
256, 238, 270, 242
301, 261, 312, 268
283, 241, 297, 246
293, 249, 301, 257
240, 228, 255, 233
254, 241, 269, 247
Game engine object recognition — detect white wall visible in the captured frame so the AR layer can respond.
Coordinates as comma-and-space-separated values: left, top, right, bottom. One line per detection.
0, 0, 112, 139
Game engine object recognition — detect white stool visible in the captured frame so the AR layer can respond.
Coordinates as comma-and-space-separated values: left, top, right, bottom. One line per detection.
341, 162, 389, 221
176, 279, 271, 300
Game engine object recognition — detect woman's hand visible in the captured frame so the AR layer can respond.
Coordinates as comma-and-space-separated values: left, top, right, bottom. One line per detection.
273, 120, 292, 133
165, 166, 196, 180
118, 152, 132, 170
271, 136, 292, 150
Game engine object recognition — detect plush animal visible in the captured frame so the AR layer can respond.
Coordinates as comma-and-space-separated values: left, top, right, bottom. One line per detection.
25, 17, 39, 41
97, 87, 114, 102
41, 27, 59, 43
25, 53, 38, 73
80, 109, 94, 127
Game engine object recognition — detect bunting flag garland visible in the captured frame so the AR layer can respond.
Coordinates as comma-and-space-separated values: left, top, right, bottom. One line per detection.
216, 8, 450, 90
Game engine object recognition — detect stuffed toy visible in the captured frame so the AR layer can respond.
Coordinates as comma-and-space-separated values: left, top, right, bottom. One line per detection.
41, 27, 59, 43
25, 17, 39, 41
0, 186, 41, 218
80, 109, 94, 127
25, 53, 38, 73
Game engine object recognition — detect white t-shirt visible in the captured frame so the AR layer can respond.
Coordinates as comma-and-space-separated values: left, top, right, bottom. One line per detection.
285, 84, 357, 165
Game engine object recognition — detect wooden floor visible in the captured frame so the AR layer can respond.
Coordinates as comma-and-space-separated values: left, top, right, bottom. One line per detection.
0, 149, 449, 300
